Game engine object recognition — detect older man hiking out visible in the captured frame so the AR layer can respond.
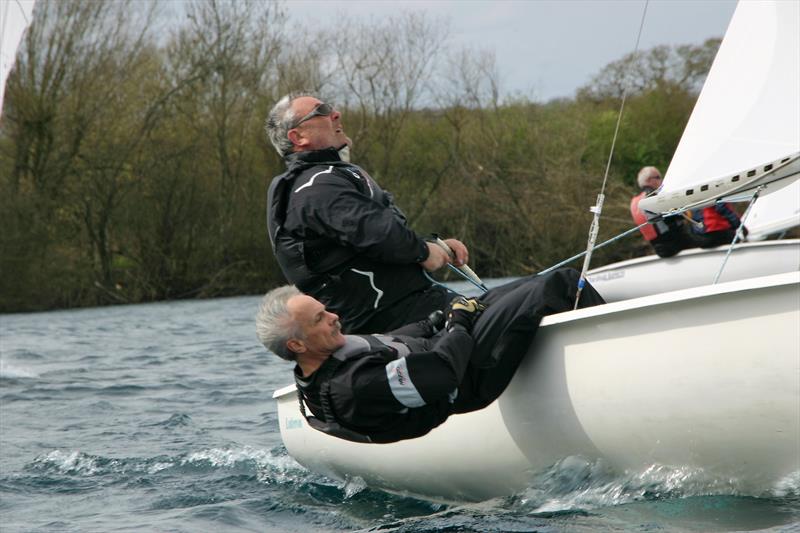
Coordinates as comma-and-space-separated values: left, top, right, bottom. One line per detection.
265, 92, 470, 334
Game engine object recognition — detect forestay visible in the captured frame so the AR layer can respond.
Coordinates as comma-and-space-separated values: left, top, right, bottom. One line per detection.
640, 0, 800, 214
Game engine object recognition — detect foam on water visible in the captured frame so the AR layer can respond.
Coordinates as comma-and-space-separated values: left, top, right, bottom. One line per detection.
180, 445, 308, 484
0, 359, 39, 379
514, 456, 746, 514
30, 450, 102, 476
342, 476, 369, 498
25, 445, 307, 484
774, 471, 800, 498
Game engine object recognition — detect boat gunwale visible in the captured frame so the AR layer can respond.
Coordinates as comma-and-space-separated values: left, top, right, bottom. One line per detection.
588, 238, 799, 274
272, 270, 799, 399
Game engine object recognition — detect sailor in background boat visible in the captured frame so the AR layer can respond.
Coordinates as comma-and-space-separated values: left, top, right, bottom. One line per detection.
255, 269, 605, 443
630, 166, 706, 258
632, 167, 747, 258
265, 92, 469, 334
691, 202, 746, 248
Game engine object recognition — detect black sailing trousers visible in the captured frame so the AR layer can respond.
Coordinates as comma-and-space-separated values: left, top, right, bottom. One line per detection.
399, 268, 606, 415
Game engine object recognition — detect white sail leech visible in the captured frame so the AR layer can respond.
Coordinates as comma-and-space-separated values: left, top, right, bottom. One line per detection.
640, 0, 800, 215
0, 0, 36, 117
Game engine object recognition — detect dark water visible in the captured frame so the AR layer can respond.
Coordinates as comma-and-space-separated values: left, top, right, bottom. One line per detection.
2, 287, 799, 532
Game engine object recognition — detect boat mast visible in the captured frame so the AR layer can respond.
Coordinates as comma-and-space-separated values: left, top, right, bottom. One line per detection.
574, 0, 650, 309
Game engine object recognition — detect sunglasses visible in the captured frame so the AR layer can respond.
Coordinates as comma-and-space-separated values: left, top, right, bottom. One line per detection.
291, 102, 334, 128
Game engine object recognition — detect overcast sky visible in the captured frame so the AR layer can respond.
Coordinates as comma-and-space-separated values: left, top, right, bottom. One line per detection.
2, 0, 739, 106
289, 0, 737, 101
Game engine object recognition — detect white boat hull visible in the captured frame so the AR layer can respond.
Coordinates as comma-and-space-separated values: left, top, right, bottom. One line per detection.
273, 272, 800, 502
587, 239, 799, 302
501, 272, 800, 491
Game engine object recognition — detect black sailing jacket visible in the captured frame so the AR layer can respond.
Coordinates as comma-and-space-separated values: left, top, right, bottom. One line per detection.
292, 269, 608, 444
267, 149, 432, 332
294, 330, 474, 443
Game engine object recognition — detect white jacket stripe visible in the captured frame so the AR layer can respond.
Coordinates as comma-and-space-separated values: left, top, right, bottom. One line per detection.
384, 358, 425, 408
294, 166, 333, 193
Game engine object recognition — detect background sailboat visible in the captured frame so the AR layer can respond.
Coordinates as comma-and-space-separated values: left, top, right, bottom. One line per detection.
589, 0, 800, 301
640, 0, 800, 214
587, 238, 798, 302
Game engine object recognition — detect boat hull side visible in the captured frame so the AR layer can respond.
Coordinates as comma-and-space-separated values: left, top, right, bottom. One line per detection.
275, 391, 532, 502
500, 274, 800, 491
273, 273, 800, 501
587, 239, 799, 302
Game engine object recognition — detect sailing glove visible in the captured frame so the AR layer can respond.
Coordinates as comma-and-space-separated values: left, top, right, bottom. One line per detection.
445, 297, 487, 333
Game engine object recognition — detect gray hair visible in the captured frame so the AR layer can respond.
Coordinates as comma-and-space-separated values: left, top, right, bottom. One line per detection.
255, 285, 303, 361
637, 166, 662, 188
265, 91, 314, 157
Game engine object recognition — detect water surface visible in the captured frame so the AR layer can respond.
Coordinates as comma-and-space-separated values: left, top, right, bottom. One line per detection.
1, 290, 798, 532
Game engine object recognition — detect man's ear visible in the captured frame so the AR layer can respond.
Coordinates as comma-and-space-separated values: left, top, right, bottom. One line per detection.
287, 128, 307, 149
287, 338, 305, 354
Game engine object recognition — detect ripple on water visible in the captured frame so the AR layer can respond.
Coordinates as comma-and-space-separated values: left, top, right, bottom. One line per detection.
4, 349, 45, 361
86, 400, 118, 411
97, 384, 148, 396
146, 413, 194, 428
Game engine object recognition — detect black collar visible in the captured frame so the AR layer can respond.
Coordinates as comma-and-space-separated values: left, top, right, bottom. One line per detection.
284, 148, 342, 169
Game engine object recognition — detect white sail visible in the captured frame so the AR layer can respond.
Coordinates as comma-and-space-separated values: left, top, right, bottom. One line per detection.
640, 0, 800, 214
746, 180, 800, 240
0, 0, 36, 116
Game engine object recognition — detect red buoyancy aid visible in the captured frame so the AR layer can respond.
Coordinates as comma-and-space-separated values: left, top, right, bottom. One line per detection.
631, 192, 658, 241
702, 203, 739, 232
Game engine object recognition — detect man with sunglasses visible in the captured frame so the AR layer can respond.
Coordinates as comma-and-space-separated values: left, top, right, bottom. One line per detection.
265, 92, 470, 334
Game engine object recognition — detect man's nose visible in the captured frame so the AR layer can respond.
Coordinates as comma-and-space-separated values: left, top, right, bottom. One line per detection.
331, 109, 341, 121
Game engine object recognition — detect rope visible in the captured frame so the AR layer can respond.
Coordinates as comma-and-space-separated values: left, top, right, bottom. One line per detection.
15, 0, 31, 24
424, 264, 489, 294
681, 211, 704, 229
429, 219, 652, 292
538, 220, 653, 276
573, 0, 650, 309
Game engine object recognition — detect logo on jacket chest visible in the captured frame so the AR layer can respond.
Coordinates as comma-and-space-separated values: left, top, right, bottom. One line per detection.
395, 365, 408, 386
346, 169, 375, 198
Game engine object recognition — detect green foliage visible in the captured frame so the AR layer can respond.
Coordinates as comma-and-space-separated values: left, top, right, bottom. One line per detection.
0, 0, 716, 311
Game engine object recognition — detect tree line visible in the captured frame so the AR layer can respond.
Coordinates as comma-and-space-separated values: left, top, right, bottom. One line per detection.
0, 0, 720, 312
